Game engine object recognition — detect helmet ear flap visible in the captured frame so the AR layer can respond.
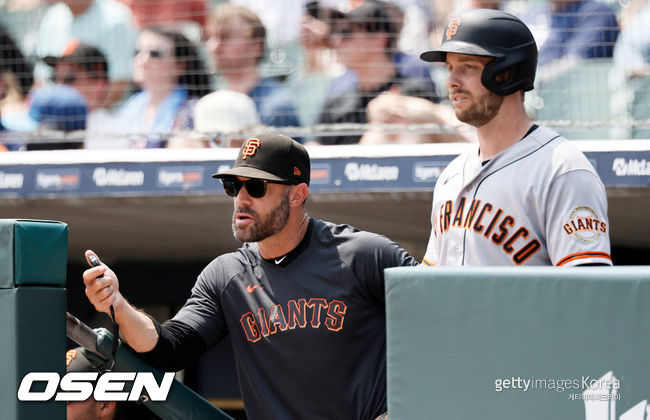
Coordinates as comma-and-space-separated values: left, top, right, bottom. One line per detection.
481, 56, 536, 96
482, 58, 516, 96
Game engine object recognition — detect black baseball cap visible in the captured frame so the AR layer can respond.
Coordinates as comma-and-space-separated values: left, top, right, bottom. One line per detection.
66, 347, 101, 373
343, 0, 395, 35
212, 134, 310, 185
43, 39, 109, 77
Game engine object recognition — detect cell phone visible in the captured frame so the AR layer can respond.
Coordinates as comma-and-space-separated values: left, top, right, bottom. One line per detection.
88, 254, 104, 277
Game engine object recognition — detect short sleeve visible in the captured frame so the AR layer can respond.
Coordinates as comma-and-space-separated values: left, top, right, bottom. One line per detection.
348, 232, 419, 303
172, 260, 230, 347
546, 170, 612, 266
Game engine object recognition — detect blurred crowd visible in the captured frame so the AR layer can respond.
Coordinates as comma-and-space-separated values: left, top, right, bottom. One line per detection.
0, 0, 648, 151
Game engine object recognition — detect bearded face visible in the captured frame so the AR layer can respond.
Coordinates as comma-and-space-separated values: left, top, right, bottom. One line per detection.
451, 87, 504, 127
232, 188, 290, 243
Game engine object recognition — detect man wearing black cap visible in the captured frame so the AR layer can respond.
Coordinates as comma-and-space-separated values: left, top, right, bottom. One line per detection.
43, 40, 110, 114
82, 134, 418, 419
314, 0, 438, 145
65, 347, 159, 420
42, 40, 123, 149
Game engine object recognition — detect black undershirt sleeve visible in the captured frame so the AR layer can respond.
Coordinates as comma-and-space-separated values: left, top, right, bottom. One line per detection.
137, 314, 207, 372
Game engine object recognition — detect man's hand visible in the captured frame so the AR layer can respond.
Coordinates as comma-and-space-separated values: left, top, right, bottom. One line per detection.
81, 250, 159, 352
83, 250, 124, 315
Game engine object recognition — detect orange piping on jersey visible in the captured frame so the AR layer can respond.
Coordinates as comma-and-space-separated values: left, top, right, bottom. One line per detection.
422, 257, 435, 266
556, 251, 612, 266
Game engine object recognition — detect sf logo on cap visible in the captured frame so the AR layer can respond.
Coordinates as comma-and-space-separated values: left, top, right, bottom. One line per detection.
242, 138, 261, 160
446, 18, 461, 40
65, 349, 77, 367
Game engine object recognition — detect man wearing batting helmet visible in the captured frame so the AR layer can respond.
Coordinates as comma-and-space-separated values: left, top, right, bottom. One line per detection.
420, 9, 612, 266
82, 134, 418, 419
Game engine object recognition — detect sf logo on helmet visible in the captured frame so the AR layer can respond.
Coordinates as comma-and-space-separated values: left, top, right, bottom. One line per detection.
446, 18, 461, 40
242, 138, 261, 160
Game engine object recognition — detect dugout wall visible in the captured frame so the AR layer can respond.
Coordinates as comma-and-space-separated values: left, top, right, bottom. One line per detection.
385, 266, 650, 420
0, 219, 68, 419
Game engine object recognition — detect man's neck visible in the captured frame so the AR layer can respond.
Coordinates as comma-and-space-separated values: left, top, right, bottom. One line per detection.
222, 67, 260, 95
476, 99, 533, 162
257, 212, 310, 260
355, 55, 396, 92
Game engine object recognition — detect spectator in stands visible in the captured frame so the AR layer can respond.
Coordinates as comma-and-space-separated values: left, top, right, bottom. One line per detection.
65, 347, 160, 420
538, 0, 620, 67
610, 0, 650, 82
35, 0, 138, 107
26, 83, 87, 150
359, 89, 475, 144
295, 1, 432, 129
0, 25, 36, 133
314, 0, 438, 145
204, 4, 302, 134
43, 40, 123, 149
230, 0, 304, 52
322, 1, 434, 99
116, 27, 211, 148
300, 4, 345, 76
167, 89, 261, 148
609, 0, 650, 138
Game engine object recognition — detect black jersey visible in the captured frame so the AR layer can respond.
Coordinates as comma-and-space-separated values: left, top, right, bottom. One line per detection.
170, 218, 418, 419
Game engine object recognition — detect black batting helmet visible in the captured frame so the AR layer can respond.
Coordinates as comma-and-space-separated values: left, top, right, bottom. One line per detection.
420, 9, 537, 96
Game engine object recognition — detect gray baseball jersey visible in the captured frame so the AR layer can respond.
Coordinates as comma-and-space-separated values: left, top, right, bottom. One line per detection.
423, 125, 612, 266
173, 218, 418, 420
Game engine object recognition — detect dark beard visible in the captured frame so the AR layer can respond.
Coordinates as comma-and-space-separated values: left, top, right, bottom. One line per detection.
454, 89, 504, 127
232, 189, 290, 243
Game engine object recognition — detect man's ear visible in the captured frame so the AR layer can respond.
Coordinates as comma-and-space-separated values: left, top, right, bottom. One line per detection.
290, 183, 309, 206
97, 400, 117, 419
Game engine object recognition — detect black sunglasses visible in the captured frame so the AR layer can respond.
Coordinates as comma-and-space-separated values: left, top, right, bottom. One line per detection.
134, 49, 166, 59
222, 178, 291, 198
